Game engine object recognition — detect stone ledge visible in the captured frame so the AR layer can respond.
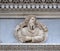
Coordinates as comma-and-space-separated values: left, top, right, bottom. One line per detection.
0, 11, 60, 18
0, 43, 60, 50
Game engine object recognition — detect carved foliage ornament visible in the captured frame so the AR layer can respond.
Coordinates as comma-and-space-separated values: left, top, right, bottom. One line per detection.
14, 15, 48, 43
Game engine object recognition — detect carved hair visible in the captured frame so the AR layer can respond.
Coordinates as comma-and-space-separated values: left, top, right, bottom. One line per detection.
24, 15, 36, 24
18, 15, 36, 28
16, 15, 48, 32
25, 15, 48, 32
15, 15, 48, 42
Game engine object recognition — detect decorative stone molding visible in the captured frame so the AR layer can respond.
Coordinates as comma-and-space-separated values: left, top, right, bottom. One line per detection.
0, 3, 60, 9
0, 0, 60, 18
0, 0, 60, 3
0, 43, 60, 51
0, 9, 60, 19
0, 0, 60, 9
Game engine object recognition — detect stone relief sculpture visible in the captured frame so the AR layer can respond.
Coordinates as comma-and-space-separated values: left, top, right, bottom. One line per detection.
14, 15, 48, 43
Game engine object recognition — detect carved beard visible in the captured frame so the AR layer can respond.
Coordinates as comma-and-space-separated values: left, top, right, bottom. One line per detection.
28, 23, 35, 30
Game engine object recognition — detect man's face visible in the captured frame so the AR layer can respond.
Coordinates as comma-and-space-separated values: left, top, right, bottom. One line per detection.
28, 17, 36, 30
29, 17, 36, 23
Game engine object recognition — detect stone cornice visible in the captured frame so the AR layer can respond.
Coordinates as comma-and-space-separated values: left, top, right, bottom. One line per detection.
0, 43, 60, 50
0, 3, 60, 9
0, 0, 60, 9
0, 0, 60, 8
0, 0, 60, 18
0, 9, 60, 19
0, 0, 60, 3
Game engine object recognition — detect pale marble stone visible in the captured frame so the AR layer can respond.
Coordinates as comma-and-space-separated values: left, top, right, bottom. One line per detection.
15, 15, 48, 43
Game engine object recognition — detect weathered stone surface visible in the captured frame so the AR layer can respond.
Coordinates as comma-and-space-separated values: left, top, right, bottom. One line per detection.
15, 15, 48, 43
0, 45, 60, 50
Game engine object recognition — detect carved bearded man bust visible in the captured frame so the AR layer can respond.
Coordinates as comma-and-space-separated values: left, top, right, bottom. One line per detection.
15, 15, 48, 43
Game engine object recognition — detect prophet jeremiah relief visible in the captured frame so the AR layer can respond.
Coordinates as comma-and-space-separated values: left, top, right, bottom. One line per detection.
14, 15, 48, 43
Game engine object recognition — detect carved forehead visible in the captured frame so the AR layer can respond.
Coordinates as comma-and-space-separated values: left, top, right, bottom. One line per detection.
24, 15, 36, 24
30, 16, 36, 19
